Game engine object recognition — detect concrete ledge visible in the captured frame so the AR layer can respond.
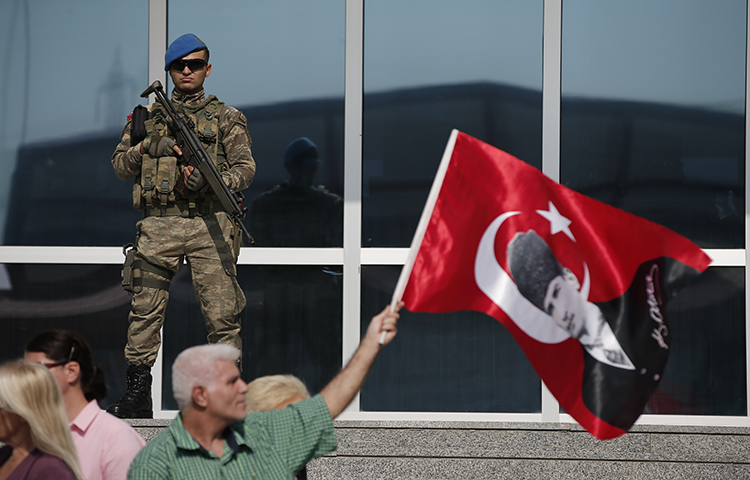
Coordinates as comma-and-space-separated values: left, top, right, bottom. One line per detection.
126, 419, 750, 479
128, 418, 172, 443
308, 457, 750, 480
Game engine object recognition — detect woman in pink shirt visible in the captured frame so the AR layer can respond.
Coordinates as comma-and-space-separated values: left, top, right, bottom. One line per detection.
25, 331, 146, 480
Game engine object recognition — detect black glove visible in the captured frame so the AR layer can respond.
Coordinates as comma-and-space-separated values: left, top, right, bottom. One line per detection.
186, 167, 207, 191
142, 135, 177, 157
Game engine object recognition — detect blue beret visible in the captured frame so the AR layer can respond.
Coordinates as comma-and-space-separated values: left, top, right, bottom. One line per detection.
164, 33, 207, 71
284, 137, 319, 168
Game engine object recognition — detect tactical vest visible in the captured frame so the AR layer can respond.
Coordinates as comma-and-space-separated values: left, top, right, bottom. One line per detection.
132, 95, 228, 213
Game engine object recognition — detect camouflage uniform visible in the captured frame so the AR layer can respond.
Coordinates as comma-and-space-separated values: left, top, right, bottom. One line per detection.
112, 88, 255, 367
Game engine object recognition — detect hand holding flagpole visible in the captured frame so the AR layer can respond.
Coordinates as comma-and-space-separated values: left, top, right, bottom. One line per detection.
379, 300, 403, 345
375, 301, 403, 345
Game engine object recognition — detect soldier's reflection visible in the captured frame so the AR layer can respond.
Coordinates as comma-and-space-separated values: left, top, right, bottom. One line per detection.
249, 137, 343, 392
250, 137, 342, 247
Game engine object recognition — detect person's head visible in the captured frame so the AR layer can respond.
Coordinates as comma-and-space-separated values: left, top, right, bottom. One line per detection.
283, 137, 319, 183
165, 33, 212, 95
245, 374, 310, 412
24, 330, 107, 402
172, 344, 247, 423
507, 230, 587, 338
0, 360, 81, 479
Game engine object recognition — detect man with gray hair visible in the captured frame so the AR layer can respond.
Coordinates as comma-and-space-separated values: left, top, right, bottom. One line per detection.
127, 303, 402, 479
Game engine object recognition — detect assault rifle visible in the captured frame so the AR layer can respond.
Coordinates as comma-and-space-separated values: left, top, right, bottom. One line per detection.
141, 80, 254, 244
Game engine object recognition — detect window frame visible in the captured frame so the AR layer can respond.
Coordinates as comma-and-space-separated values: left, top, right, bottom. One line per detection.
0, 0, 746, 428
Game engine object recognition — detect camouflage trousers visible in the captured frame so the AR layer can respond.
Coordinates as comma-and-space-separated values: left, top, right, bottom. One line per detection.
126, 212, 246, 367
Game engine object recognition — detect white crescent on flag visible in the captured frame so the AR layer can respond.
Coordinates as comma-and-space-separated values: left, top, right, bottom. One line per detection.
474, 211, 571, 344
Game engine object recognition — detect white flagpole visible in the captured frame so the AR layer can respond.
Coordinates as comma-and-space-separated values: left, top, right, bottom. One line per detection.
381, 129, 460, 344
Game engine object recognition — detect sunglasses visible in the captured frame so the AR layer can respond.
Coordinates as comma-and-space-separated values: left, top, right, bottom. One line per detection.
42, 361, 67, 369
170, 59, 208, 72
40, 345, 76, 370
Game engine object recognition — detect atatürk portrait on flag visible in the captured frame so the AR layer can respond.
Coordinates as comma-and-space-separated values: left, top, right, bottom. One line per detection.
506, 229, 635, 370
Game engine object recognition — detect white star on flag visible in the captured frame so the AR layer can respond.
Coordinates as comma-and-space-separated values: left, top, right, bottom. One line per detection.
537, 201, 575, 241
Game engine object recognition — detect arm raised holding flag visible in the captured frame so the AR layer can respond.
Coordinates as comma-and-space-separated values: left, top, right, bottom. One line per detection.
322, 302, 402, 418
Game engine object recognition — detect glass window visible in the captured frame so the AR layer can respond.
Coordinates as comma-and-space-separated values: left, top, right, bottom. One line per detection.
169, 0, 345, 247
0, 1, 148, 246
654, 267, 746, 416
0, 263, 134, 405
360, 266, 540, 413
363, 0, 544, 247
560, 0, 746, 248
161, 265, 343, 410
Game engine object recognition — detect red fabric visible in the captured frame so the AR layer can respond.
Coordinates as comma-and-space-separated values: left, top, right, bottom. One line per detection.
401, 131, 711, 440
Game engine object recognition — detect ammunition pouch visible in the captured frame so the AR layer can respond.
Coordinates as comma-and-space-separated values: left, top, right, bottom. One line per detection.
132, 97, 227, 212
133, 154, 180, 211
121, 243, 173, 294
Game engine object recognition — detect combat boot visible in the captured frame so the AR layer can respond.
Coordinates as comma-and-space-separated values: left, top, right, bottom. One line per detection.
106, 364, 153, 418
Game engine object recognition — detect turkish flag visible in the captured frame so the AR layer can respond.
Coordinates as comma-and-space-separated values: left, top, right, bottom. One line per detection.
394, 130, 711, 440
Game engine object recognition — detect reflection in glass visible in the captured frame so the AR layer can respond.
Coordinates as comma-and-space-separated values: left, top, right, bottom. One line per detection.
0, 264, 133, 406
360, 266, 540, 413
561, 1, 746, 248
161, 265, 342, 410
0, 1, 148, 246
169, 1, 345, 247
363, 0, 543, 247
654, 267, 746, 416
250, 137, 343, 247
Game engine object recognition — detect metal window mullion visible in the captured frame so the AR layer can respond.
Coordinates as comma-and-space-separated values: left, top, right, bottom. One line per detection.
744, 0, 750, 427
339, 0, 365, 417
541, 0, 562, 423
149, 0, 169, 419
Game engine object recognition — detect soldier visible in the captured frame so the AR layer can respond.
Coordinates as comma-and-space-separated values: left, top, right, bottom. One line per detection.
110, 33, 255, 418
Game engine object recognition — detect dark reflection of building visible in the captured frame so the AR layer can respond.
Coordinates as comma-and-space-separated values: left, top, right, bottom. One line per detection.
0, 263, 133, 406
560, 97, 744, 248
360, 265, 542, 413
4, 132, 139, 246
246, 266, 342, 395
1, 133, 146, 406
7, 83, 741, 251
362, 82, 544, 247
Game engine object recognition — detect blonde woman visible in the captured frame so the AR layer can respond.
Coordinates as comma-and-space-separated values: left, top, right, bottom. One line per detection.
245, 374, 311, 412
0, 361, 81, 480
